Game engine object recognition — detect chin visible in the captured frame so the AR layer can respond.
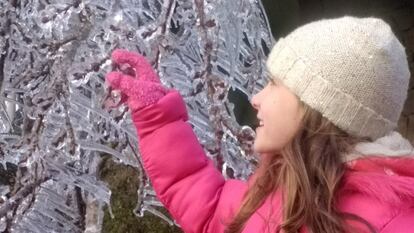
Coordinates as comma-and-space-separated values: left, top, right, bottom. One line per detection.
254, 144, 273, 154
253, 141, 282, 154
253, 141, 263, 153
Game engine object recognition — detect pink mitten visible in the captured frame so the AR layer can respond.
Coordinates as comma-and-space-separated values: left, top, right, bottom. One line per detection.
106, 49, 168, 113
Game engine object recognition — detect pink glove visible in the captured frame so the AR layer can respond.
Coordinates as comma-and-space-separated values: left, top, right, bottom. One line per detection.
105, 49, 168, 113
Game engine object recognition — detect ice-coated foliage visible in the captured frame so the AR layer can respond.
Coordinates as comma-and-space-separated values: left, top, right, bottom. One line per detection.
0, 0, 273, 232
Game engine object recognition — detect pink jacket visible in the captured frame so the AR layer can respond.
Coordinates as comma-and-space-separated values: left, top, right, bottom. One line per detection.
133, 91, 414, 233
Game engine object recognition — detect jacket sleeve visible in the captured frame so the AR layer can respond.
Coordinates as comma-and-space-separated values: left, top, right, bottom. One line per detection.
380, 208, 414, 233
132, 90, 244, 233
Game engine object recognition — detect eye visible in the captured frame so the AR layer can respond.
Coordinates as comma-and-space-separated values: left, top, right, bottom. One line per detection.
268, 78, 276, 86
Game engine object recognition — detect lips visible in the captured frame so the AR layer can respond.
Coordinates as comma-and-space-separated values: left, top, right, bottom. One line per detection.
253, 117, 263, 130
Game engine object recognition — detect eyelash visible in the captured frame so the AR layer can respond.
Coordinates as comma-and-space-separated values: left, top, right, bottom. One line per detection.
268, 78, 276, 86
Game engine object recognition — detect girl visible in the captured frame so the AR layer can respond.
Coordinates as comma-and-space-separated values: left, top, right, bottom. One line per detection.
106, 16, 414, 233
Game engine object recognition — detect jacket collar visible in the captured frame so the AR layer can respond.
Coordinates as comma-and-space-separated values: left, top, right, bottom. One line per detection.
342, 131, 414, 205
345, 131, 413, 162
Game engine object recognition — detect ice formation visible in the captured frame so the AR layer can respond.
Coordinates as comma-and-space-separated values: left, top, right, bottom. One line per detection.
0, 0, 273, 231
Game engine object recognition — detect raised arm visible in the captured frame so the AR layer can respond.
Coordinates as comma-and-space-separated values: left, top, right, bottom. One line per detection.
106, 50, 245, 232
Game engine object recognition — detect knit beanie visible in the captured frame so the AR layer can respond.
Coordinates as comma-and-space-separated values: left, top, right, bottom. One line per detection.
266, 16, 410, 140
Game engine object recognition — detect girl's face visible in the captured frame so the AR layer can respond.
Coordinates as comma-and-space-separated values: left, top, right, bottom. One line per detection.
251, 78, 304, 153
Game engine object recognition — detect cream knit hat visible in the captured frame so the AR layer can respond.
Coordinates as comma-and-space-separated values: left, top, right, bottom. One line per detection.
266, 16, 411, 140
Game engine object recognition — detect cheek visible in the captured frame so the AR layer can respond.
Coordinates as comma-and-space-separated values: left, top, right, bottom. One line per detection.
266, 116, 296, 146
253, 115, 287, 152
254, 123, 289, 153
257, 103, 302, 152
278, 103, 303, 137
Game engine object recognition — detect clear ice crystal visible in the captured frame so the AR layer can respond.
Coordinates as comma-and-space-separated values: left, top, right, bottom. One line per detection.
0, 0, 273, 232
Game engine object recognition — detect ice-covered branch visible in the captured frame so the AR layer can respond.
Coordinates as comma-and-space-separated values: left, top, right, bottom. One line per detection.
0, 0, 272, 232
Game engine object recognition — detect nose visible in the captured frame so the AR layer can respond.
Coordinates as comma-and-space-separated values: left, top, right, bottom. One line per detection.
251, 92, 260, 110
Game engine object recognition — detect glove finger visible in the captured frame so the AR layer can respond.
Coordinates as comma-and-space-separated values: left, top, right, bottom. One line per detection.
127, 98, 143, 113
106, 71, 137, 97
111, 49, 160, 83
103, 92, 128, 109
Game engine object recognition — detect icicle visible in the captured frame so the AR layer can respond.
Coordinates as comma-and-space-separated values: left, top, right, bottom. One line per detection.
0, 0, 272, 231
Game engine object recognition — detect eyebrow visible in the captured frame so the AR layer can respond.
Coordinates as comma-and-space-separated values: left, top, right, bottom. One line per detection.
267, 76, 279, 85
265, 74, 273, 82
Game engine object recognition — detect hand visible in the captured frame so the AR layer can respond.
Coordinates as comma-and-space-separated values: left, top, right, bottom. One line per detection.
106, 49, 168, 112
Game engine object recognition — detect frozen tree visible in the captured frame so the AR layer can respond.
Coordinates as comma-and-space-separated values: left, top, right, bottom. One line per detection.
0, 0, 273, 232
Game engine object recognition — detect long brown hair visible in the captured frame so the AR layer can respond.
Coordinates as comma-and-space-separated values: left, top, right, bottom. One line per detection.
226, 104, 375, 233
